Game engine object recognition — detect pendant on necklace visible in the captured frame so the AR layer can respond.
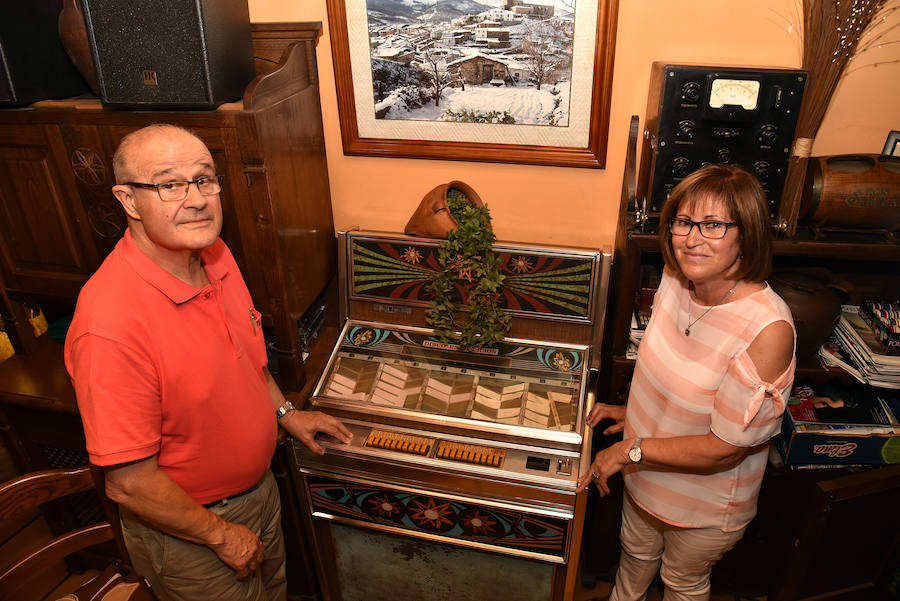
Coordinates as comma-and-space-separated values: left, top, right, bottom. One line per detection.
683, 282, 737, 337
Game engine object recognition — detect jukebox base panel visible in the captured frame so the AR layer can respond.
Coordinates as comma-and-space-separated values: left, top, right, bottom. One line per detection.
331, 522, 554, 601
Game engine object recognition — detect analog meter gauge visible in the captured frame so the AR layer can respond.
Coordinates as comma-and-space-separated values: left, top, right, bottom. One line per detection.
708, 79, 761, 110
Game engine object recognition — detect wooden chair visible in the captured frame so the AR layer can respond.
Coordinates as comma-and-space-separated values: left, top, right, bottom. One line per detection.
0, 465, 154, 601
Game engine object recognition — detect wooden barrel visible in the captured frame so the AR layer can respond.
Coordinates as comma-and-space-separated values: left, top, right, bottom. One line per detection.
799, 154, 900, 231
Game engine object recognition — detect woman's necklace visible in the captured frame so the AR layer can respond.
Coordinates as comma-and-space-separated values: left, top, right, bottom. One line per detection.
685, 283, 737, 336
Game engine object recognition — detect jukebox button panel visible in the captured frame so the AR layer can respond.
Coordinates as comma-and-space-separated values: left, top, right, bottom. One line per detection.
306, 420, 581, 487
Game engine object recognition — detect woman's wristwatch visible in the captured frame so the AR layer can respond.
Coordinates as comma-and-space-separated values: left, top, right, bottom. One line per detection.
628, 437, 643, 464
276, 400, 297, 421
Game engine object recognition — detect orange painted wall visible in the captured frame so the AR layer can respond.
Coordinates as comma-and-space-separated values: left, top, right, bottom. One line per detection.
248, 0, 900, 251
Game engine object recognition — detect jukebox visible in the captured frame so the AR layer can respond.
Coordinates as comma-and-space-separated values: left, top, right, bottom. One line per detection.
291, 231, 612, 601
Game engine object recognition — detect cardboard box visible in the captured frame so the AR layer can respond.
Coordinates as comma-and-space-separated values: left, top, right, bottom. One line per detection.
778, 409, 900, 466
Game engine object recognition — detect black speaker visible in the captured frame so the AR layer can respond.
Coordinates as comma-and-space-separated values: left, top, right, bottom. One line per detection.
0, 1, 90, 107
79, 0, 255, 109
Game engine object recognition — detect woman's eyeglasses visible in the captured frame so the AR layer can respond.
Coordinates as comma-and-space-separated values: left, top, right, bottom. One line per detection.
668, 218, 738, 239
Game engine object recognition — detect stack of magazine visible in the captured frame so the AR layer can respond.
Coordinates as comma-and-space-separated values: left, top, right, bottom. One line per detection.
818, 305, 900, 389
778, 382, 900, 468
787, 382, 899, 436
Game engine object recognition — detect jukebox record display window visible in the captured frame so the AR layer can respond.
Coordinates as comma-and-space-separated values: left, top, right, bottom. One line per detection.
317, 323, 587, 433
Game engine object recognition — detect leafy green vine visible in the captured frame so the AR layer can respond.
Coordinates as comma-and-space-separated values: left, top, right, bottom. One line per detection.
426, 189, 511, 348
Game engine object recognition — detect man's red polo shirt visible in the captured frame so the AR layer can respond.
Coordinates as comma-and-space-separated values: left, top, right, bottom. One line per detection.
65, 230, 276, 505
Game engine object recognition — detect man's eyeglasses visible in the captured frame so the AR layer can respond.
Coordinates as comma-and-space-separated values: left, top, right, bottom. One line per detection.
126, 175, 223, 202
668, 218, 738, 239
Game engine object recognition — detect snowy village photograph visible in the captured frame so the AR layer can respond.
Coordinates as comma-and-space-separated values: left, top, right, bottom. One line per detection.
328, 0, 617, 166
366, 0, 576, 127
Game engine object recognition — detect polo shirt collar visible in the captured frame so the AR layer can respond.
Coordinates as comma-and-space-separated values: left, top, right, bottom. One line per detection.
120, 229, 231, 305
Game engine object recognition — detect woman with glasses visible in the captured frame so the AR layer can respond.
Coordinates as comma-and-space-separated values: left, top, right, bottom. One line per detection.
577, 164, 795, 601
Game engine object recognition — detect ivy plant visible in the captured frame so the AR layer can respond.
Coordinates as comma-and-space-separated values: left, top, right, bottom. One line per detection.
426, 189, 511, 348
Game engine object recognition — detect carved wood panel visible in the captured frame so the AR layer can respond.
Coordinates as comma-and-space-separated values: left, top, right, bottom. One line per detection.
0, 127, 95, 297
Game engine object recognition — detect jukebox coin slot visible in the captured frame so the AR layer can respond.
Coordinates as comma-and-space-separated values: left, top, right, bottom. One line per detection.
435, 440, 506, 467
525, 456, 551, 471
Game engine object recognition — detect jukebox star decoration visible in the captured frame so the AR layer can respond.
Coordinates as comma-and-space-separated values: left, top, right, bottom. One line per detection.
459, 508, 499, 536
408, 497, 456, 531
426, 187, 511, 349
366, 492, 405, 521
401, 246, 422, 265
509, 255, 534, 274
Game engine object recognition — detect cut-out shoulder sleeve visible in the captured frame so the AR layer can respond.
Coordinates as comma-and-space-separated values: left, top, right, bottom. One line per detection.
710, 349, 795, 447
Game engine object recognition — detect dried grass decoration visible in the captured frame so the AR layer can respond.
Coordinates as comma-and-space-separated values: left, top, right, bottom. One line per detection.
426, 188, 511, 348
779, 0, 896, 234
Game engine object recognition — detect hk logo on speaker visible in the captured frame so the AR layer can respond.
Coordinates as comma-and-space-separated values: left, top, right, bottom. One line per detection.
142, 70, 159, 87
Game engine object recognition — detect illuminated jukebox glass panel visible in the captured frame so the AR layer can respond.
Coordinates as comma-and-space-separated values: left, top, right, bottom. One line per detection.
316, 323, 587, 432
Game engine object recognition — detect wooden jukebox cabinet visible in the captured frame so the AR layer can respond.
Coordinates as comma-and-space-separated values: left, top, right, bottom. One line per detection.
291, 231, 611, 601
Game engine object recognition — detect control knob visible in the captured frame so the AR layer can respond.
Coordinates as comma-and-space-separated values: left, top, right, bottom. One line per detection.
758, 124, 779, 146
717, 148, 732, 164
672, 157, 691, 178
681, 82, 701, 104
676, 120, 695, 141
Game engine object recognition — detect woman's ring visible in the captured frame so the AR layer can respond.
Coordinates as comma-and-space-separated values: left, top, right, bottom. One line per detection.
591, 472, 603, 483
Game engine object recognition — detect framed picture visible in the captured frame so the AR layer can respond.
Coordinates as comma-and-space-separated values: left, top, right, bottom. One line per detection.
883, 130, 900, 157
325, 0, 619, 168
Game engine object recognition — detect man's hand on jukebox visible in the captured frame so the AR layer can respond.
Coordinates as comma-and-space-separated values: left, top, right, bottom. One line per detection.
280, 409, 353, 455
265, 368, 353, 455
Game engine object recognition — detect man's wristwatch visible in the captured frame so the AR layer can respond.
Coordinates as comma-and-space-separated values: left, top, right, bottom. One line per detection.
628, 437, 643, 464
276, 400, 297, 421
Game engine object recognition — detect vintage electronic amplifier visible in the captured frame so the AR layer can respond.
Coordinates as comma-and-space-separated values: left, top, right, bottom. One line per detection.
292, 231, 611, 601
637, 63, 806, 220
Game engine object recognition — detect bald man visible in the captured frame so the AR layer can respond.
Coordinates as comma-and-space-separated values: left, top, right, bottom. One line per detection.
65, 124, 352, 601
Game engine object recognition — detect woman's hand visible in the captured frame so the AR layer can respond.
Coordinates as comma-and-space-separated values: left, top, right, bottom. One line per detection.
575, 440, 631, 496
585, 403, 626, 434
